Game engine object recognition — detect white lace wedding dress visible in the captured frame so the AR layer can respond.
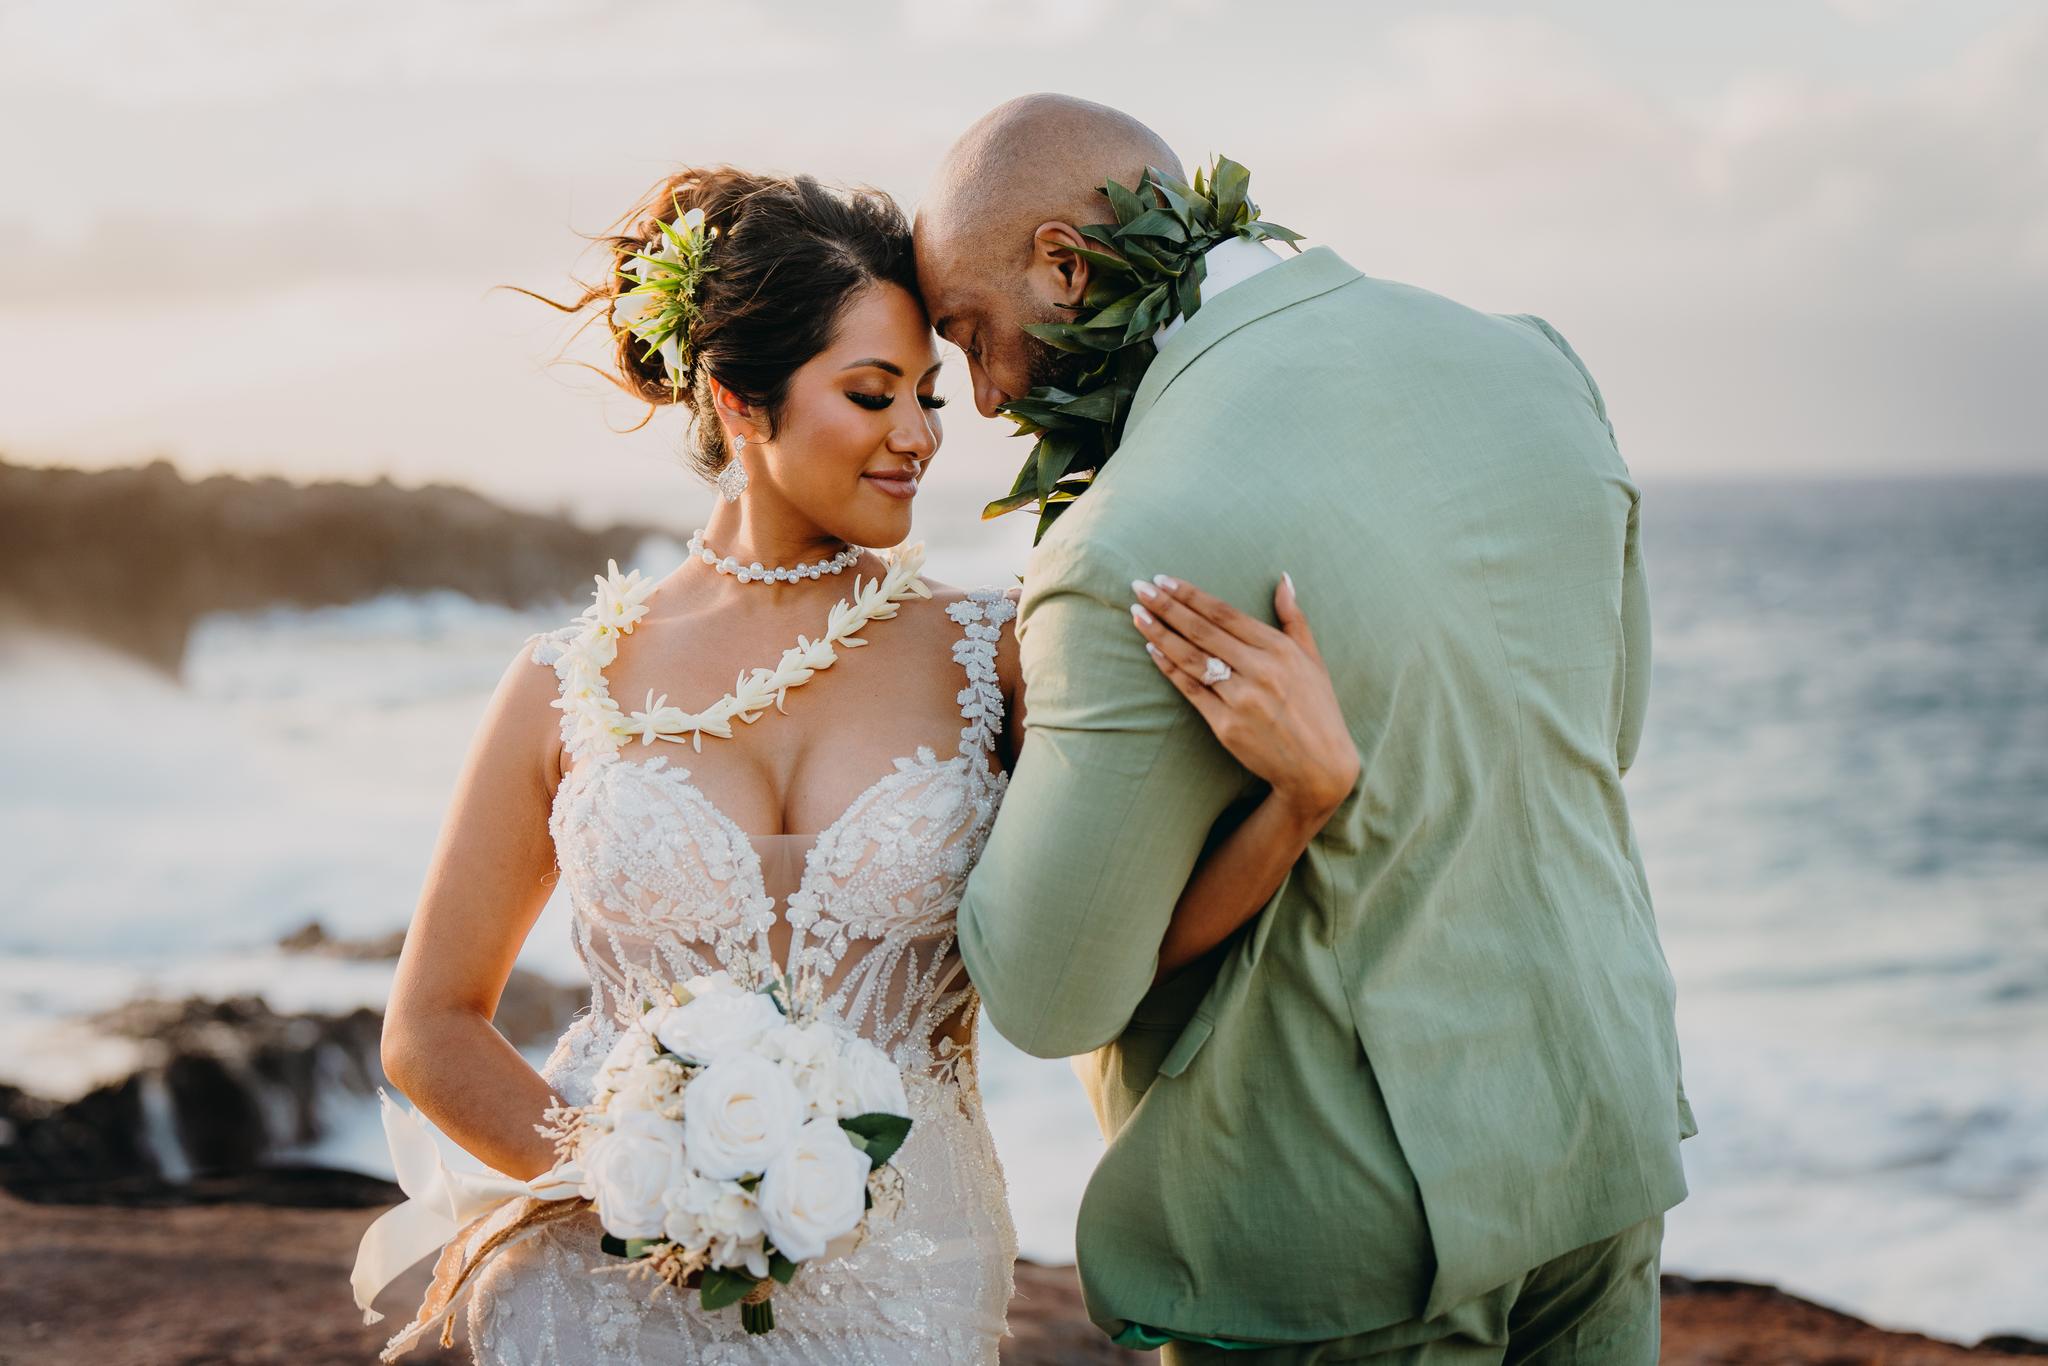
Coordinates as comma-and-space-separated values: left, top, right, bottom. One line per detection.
451, 587, 1020, 1365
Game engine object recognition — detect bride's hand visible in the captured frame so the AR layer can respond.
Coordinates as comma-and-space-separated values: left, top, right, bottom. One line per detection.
1130, 573, 1360, 824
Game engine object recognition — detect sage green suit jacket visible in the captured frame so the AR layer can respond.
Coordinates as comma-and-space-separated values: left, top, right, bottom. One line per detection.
957, 247, 1694, 1345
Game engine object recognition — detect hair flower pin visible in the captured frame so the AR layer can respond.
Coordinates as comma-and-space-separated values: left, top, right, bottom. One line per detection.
612, 203, 718, 389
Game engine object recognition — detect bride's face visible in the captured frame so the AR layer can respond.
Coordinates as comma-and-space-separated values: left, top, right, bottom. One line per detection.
749, 283, 945, 550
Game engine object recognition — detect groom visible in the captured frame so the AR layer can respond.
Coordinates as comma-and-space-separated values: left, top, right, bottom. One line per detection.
923, 95, 1694, 1363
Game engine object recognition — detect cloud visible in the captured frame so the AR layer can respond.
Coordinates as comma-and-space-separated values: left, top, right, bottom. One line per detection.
0, 2, 2040, 483
1284, 11, 2048, 475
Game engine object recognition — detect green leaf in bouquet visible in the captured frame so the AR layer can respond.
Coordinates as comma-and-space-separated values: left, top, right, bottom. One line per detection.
598, 1233, 658, 1260
839, 1112, 913, 1168
768, 1252, 799, 1285
700, 1266, 758, 1312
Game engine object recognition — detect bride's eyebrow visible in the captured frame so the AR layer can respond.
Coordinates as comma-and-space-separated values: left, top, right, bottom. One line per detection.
839, 358, 945, 380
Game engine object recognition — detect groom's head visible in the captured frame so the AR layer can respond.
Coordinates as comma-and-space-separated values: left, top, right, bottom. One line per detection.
915, 94, 1182, 418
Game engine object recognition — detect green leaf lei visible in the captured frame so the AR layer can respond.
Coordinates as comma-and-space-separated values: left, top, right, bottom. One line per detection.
984, 156, 1302, 543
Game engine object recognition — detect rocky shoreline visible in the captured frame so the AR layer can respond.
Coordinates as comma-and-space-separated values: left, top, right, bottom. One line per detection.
0, 921, 580, 1205
2, 1180, 2042, 1365
3, 919, 2045, 1361
0, 456, 659, 671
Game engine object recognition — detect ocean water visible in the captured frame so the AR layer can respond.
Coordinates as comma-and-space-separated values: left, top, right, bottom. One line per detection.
2, 478, 2043, 1341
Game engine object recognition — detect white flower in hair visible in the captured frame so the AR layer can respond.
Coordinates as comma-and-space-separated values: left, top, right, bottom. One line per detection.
614, 201, 717, 386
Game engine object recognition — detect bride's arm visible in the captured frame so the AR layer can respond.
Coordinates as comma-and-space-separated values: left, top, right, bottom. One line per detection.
379, 645, 568, 1181
1127, 574, 1359, 980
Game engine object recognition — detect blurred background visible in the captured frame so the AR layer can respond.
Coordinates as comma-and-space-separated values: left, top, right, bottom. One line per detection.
2, 0, 2044, 1357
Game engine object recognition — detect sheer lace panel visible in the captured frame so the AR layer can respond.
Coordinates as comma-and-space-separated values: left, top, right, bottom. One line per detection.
525, 589, 1016, 1078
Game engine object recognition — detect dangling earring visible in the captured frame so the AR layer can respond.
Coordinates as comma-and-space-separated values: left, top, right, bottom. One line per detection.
718, 433, 750, 502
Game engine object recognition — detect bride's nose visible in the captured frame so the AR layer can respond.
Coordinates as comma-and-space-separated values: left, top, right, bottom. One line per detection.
891, 407, 939, 460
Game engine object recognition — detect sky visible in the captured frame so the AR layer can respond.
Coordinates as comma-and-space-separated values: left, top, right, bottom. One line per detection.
1, 0, 2043, 530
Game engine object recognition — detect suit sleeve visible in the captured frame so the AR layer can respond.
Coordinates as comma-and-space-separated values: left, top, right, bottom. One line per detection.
1515, 313, 1649, 776
957, 535, 1248, 1058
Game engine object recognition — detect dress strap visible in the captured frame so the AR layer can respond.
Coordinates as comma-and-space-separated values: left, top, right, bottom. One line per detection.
945, 589, 1016, 762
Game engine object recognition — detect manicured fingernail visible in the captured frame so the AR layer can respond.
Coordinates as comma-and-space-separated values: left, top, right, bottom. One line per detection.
1131, 603, 1155, 626
1282, 571, 1295, 594
1145, 642, 1163, 661
1131, 578, 1157, 601
1153, 574, 1180, 591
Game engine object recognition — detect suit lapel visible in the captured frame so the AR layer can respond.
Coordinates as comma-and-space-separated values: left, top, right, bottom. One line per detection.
1123, 245, 1363, 432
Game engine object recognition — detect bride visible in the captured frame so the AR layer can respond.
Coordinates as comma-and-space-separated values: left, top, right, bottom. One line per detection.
369, 166, 1355, 1364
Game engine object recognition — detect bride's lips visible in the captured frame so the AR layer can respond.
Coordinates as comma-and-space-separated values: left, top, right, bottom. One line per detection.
862, 470, 919, 501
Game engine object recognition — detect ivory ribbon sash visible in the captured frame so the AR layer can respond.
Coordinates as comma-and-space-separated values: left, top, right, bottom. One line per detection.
350, 1088, 584, 1327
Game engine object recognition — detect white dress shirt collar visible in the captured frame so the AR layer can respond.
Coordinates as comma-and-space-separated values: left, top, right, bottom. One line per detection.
1151, 235, 1284, 350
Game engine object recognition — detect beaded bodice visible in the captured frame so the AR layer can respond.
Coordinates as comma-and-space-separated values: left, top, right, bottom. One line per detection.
526, 588, 1016, 1078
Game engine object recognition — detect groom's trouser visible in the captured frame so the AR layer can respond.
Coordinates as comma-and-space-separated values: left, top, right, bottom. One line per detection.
1160, 1215, 1663, 1366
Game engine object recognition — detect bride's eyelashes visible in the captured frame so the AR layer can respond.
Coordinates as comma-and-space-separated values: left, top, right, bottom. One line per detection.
845, 391, 948, 411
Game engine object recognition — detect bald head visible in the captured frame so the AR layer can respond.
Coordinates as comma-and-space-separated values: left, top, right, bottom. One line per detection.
919, 94, 1182, 264
916, 95, 1182, 416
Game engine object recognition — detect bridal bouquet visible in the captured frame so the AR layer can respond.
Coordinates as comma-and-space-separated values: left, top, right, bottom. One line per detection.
539, 970, 913, 1335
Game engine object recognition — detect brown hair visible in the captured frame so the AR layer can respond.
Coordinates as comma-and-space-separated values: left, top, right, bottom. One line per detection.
534, 167, 918, 481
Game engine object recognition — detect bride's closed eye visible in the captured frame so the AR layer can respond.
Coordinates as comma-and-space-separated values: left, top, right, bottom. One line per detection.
846, 391, 948, 411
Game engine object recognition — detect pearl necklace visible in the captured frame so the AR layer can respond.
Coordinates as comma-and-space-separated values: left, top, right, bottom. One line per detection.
687, 529, 861, 585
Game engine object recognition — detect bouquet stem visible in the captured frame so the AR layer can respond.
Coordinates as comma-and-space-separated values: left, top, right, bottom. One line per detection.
740, 1284, 776, 1335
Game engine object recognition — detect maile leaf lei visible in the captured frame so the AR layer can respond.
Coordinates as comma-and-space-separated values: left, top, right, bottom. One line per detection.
984, 156, 1302, 544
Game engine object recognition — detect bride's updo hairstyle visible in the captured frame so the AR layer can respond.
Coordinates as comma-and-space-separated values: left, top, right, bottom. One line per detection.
558, 167, 918, 481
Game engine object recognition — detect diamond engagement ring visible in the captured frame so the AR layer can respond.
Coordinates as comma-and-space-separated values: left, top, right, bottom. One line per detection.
1201, 655, 1233, 686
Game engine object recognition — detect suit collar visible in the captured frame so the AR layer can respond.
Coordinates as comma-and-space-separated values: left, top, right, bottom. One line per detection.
1124, 245, 1361, 432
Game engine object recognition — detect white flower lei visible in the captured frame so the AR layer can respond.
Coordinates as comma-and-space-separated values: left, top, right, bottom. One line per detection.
551, 545, 931, 758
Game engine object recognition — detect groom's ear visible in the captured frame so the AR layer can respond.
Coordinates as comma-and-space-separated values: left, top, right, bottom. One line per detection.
1028, 221, 1093, 312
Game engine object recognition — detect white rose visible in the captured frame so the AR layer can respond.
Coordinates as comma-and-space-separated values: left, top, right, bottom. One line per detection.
839, 1037, 911, 1120
758, 1118, 873, 1263
603, 1057, 681, 1116
681, 970, 742, 999
655, 987, 783, 1066
765, 1022, 860, 1119
661, 1172, 770, 1278
682, 1052, 804, 1180
578, 1108, 688, 1240
598, 1024, 655, 1081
